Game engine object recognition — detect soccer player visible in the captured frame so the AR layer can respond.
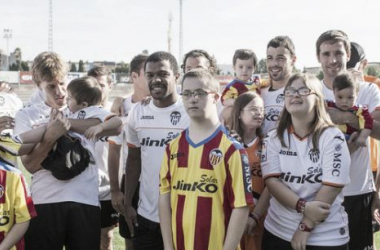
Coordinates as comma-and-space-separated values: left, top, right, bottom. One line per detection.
124, 51, 189, 250
181, 49, 217, 75
14, 52, 121, 250
108, 53, 150, 250
316, 30, 380, 250
159, 68, 253, 250
261, 36, 297, 135
262, 73, 350, 250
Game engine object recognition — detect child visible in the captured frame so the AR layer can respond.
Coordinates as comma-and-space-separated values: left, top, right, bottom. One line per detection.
159, 69, 253, 250
230, 92, 269, 250
221, 49, 260, 125
326, 73, 373, 146
0, 77, 121, 167
0, 160, 36, 250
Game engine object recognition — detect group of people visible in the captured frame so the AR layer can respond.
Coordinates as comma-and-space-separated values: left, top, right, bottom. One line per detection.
0, 28, 379, 250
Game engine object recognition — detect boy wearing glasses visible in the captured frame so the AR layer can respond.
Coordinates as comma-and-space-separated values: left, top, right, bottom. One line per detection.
159, 69, 253, 250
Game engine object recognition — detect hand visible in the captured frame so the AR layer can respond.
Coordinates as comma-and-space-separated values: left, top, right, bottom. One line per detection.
84, 125, 103, 140
372, 192, 380, 225
355, 136, 367, 148
245, 217, 257, 235
291, 228, 311, 250
326, 107, 346, 125
0, 116, 15, 133
111, 190, 125, 215
124, 204, 138, 237
347, 132, 360, 154
0, 82, 13, 93
44, 110, 70, 142
303, 201, 330, 224
347, 68, 365, 82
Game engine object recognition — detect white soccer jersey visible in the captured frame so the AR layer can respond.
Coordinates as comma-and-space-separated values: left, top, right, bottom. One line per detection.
0, 93, 23, 135
26, 89, 45, 107
323, 81, 380, 196
261, 86, 285, 135
14, 103, 113, 206
127, 98, 189, 222
261, 127, 350, 246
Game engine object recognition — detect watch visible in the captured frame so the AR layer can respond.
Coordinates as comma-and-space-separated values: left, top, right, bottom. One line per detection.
298, 222, 314, 232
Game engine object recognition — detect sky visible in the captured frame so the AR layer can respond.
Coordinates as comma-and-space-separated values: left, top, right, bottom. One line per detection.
1, 0, 379, 69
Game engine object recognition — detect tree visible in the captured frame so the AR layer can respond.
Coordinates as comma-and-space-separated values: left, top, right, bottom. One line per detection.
114, 62, 129, 73
366, 66, 380, 77
255, 58, 267, 73
70, 63, 77, 72
78, 60, 85, 72
20, 61, 29, 71
316, 71, 324, 80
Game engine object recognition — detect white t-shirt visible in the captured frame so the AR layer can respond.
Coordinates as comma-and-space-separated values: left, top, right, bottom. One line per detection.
0, 92, 23, 134
26, 89, 45, 107
261, 86, 285, 135
127, 98, 189, 222
262, 127, 350, 246
323, 81, 380, 196
14, 103, 113, 206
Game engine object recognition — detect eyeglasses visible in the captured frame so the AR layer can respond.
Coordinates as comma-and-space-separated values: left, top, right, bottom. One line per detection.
180, 91, 215, 100
284, 87, 314, 97
241, 106, 264, 114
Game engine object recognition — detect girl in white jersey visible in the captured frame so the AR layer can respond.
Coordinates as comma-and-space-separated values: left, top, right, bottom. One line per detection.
261, 73, 350, 250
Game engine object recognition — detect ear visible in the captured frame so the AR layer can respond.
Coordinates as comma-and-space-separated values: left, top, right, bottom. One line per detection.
213, 93, 220, 103
82, 102, 89, 108
174, 72, 180, 82
131, 72, 138, 82
291, 55, 297, 66
361, 59, 368, 70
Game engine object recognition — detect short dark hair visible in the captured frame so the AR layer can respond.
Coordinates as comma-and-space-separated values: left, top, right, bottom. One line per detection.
144, 51, 179, 75
316, 30, 350, 57
181, 49, 217, 75
333, 73, 358, 92
346, 42, 365, 69
181, 68, 219, 93
267, 36, 296, 57
87, 66, 112, 84
232, 49, 258, 68
67, 76, 102, 106
130, 54, 149, 75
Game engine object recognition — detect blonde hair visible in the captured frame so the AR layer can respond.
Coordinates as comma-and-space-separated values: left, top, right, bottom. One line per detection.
277, 73, 334, 150
32, 52, 68, 86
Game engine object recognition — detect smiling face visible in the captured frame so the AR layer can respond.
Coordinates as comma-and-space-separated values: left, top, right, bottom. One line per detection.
239, 97, 264, 132
284, 78, 316, 118
266, 45, 295, 83
145, 60, 179, 105
317, 40, 350, 80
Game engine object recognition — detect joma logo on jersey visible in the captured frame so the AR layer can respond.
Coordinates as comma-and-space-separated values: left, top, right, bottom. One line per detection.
140, 115, 154, 120
276, 94, 284, 104
281, 172, 322, 184
332, 152, 342, 177
77, 110, 86, 119
279, 150, 297, 156
141, 137, 171, 147
170, 111, 181, 125
173, 180, 218, 193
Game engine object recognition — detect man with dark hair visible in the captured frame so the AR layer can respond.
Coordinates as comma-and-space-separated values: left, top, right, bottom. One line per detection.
123, 51, 189, 250
261, 36, 297, 134
181, 49, 217, 75
316, 29, 380, 250
108, 53, 150, 250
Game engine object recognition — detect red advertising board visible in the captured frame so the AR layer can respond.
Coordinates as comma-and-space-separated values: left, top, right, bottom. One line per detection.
19, 71, 33, 84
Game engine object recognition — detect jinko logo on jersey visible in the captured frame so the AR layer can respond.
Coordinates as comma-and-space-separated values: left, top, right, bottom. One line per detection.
173, 175, 218, 193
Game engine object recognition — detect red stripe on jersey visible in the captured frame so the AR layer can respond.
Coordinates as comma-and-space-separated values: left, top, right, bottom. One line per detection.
20, 174, 37, 218
176, 195, 186, 250
194, 196, 212, 250
0, 232, 4, 245
0, 170, 6, 204
165, 146, 171, 185
224, 145, 237, 207
178, 132, 189, 168
200, 130, 223, 170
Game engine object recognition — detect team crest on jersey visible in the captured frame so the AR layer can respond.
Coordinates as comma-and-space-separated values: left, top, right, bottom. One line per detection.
170, 111, 181, 125
209, 148, 223, 166
0, 184, 4, 198
308, 149, 320, 163
77, 110, 86, 119
276, 94, 284, 104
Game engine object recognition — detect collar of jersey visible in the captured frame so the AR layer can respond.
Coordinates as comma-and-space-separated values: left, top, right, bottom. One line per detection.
288, 126, 310, 141
185, 125, 222, 148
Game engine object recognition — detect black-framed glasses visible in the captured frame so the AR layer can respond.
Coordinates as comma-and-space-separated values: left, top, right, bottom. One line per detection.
180, 91, 215, 100
284, 87, 314, 97
241, 106, 264, 114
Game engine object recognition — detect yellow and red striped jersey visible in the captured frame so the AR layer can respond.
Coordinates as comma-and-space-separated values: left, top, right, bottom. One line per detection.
160, 126, 253, 250
0, 162, 37, 250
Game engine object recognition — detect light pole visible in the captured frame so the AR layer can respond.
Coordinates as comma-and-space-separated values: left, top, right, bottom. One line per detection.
3, 29, 12, 70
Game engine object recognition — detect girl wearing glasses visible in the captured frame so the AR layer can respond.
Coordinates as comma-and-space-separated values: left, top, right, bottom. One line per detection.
230, 91, 269, 250
261, 73, 350, 250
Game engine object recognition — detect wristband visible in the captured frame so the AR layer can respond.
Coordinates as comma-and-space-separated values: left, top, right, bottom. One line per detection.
298, 222, 314, 232
296, 198, 307, 214
249, 212, 260, 225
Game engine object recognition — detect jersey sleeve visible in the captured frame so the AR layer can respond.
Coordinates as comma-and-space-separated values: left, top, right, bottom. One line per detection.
356, 106, 374, 130
126, 105, 141, 148
14, 108, 33, 134
14, 173, 37, 223
366, 83, 380, 113
321, 131, 350, 187
261, 132, 282, 181
221, 84, 239, 105
108, 133, 123, 145
159, 145, 172, 195
226, 146, 253, 208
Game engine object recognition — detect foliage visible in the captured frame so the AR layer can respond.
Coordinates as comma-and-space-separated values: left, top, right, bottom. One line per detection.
70, 63, 77, 72
255, 58, 267, 73
114, 62, 130, 73
366, 66, 380, 77
316, 71, 324, 80
78, 60, 85, 72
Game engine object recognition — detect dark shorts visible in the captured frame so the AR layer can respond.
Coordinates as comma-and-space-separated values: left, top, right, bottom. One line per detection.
119, 175, 140, 239
100, 200, 119, 228
133, 214, 163, 250
262, 228, 348, 250
343, 192, 374, 250
25, 202, 101, 250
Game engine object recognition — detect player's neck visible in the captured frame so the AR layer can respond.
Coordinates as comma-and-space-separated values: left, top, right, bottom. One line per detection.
188, 116, 220, 144
243, 129, 257, 145
153, 92, 178, 108
271, 77, 288, 90
322, 76, 334, 90
291, 116, 313, 138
